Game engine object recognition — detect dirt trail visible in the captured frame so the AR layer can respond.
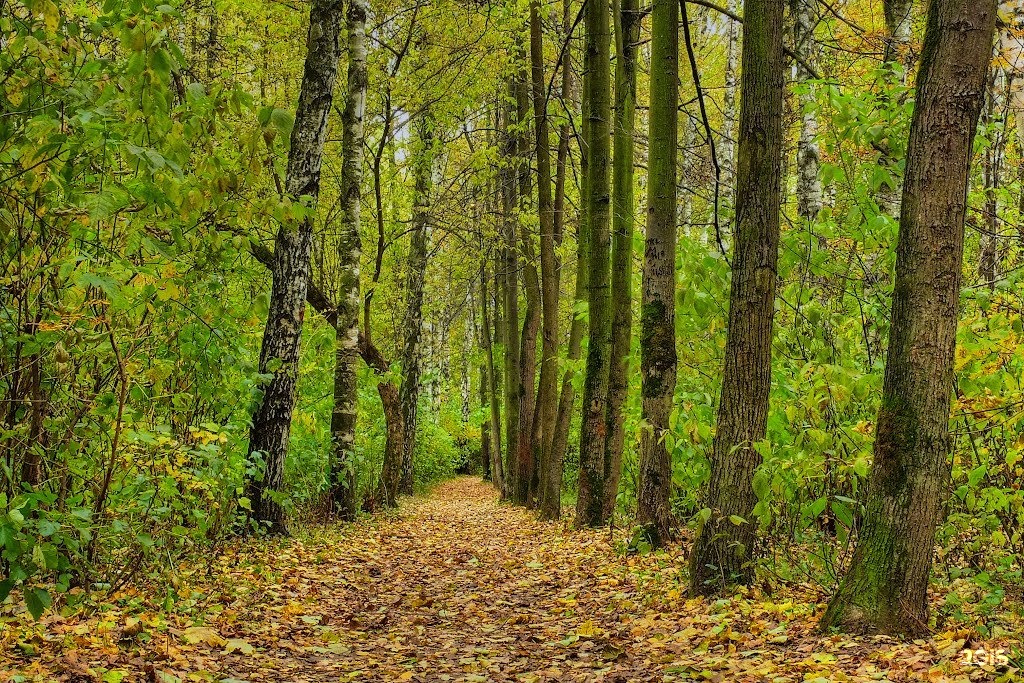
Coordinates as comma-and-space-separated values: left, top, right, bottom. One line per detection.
6, 477, 1011, 682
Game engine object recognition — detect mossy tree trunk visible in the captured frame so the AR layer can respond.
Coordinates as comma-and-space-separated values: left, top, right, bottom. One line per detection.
245, 0, 344, 534
602, 0, 639, 520
330, 0, 368, 521
500, 97, 521, 503
635, 0, 678, 547
689, 0, 785, 593
575, 0, 613, 528
821, 0, 997, 637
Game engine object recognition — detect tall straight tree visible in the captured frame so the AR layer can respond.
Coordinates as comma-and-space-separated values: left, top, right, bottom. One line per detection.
603, 0, 639, 519
530, 0, 560, 513
514, 69, 542, 507
635, 0, 677, 546
689, 0, 785, 592
821, 0, 997, 636
329, 0, 369, 521
500, 96, 521, 502
398, 112, 435, 495
575, 0, 613, 528
246, 0, 344, 533
541, 8, 584, 520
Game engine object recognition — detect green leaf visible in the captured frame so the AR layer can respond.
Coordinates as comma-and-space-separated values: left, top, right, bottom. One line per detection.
25, 588, 51, 620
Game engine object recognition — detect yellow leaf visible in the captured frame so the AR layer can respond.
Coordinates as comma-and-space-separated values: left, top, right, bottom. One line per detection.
181, 626, 226, 647
224, 638, 254, 655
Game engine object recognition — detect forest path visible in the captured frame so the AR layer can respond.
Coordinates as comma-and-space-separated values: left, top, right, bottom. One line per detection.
9, 477, 999, 682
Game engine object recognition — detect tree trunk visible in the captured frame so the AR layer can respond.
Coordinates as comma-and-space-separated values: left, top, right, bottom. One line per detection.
689, 0, 785, 593
329, 0, 368, 521
530, 0, 561, 514
792, 0, 822, 222
245, 0, 344, 534
398, 113, 435, 496
875, 0, 915, 217
721, 0, 740, 206
500, 99, 521, 503
821, 0, 996, 636
361, 337, 403, 509
477, 261, 493, 481
882, 0, 914, 72
539, 0, 579, 521
602, 0, 639, 520
513, 67, 542, 508
979, 65, 1004, 289
575, 0, 613, 528
635, 0, 678, 547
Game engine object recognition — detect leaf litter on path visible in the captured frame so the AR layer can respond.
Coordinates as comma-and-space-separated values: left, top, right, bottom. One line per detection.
1, 477, 1020, 682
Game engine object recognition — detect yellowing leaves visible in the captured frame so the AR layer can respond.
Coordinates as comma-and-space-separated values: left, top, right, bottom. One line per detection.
3, 478, 1021, 683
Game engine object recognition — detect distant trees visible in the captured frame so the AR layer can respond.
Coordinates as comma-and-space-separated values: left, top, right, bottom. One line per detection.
822, 0, 998, 635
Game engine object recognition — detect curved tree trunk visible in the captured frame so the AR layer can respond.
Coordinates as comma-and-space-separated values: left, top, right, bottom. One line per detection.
821, 0, 996, 636
575, 0, 613, 528
245, 0, 344, 534
602, 0, 639, 520
689, 0, 785, 594
330, 0, 369, 521
635, 0, 678, 547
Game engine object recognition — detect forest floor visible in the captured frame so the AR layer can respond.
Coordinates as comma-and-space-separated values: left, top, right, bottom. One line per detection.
2, 477, 1021, 682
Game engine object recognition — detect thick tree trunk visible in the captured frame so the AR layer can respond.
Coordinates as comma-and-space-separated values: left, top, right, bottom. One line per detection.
821, 0, 996, 636
635, 0, 678, 547
792, 0, 822, 222
575, 0, 613, 528
398, 113, 435, 495
246, 0, 344, 534
602, 0, 639, 520
329, 0, 368, 521
689, 0, 785, 593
